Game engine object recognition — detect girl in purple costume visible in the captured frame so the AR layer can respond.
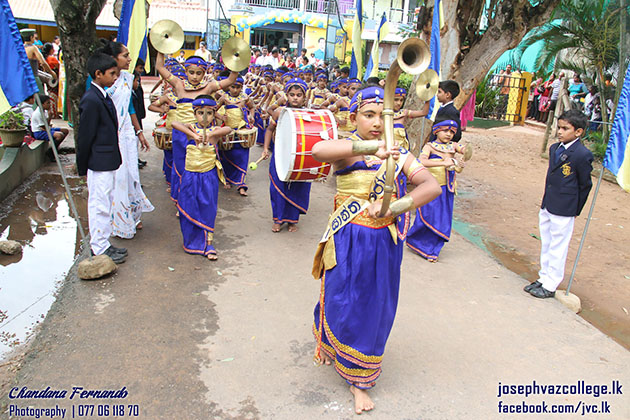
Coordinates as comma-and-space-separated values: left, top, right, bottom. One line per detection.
406, 119, 469, 261
171, 96, 232, 260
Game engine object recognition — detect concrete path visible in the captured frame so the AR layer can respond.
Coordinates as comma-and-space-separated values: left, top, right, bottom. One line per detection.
2, 115, 628, 420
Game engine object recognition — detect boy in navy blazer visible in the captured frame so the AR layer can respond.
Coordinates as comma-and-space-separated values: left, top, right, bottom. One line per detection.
433, 80, 462, 143
76, 53, 127, 264
525, 110, 593, 298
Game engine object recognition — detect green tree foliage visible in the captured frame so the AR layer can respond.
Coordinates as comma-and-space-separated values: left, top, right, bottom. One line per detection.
515, 0, 622, 128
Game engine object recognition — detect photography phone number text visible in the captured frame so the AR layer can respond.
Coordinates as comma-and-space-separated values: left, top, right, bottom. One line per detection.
8, 404, 140, 418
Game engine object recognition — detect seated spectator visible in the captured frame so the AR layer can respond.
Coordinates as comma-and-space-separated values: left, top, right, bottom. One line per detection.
31, 94, 69, 158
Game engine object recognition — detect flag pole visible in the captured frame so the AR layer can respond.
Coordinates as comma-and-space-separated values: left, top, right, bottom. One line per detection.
565, 164, 604, 295
34, 94, 89, 256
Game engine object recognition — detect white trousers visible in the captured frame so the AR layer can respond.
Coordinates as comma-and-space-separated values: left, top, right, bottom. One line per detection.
538, 208, 575, 292
87, 169, 115, 255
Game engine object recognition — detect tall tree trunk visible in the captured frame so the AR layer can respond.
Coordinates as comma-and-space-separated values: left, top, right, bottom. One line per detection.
405, 0, 562, 154
49, 0, 108, 149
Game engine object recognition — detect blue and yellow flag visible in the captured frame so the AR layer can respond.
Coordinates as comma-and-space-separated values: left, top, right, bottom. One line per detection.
349, 0, 363, 79
603, 65, 630, 192
117, 0, 150, 72
364, 13, 388, 81
0, 0, 38, 115
427, 0, 444, 120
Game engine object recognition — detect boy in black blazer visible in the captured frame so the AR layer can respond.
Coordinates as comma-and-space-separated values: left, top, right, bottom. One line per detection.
525, 110, 593, 298
433, 80, 462, 143
76, 53, 127, 264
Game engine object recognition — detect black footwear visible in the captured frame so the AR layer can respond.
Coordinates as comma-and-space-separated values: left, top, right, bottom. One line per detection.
529, 285, 555, 298
138, 159, 147, 169
109, 245, 128, 256
103, 247, 127, 264
524, 281, 542, 292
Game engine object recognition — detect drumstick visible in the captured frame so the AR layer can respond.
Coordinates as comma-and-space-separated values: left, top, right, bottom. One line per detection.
248, 156, 265, 170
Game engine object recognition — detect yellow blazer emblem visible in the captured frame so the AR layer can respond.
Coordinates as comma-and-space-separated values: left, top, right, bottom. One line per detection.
561, 163, 572, 177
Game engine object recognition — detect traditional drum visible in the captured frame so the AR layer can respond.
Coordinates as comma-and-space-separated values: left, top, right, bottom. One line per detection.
153, 126, 172, 150
218, 131, 236, 151
236, 127, 258, 148
274, 108, 337, 182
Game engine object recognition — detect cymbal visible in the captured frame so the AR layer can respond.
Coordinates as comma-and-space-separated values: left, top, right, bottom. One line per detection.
463, 142, 473, 161
415, 69, 439, 101
222, 37, 251, 72
150, 20, 184, 55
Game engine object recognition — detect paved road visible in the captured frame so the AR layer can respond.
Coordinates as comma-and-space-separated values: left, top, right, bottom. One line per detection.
2, 112, 629, 419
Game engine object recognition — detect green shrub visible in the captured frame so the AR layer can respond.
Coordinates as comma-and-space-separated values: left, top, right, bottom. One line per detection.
584, 130, 608, 160
0, 109, 25, 130
475, 74, 501, 118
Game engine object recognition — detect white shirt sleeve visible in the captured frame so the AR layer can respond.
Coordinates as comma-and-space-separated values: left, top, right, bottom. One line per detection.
31, 107, 47, 132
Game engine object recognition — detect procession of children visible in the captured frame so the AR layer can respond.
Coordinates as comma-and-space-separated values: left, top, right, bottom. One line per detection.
75, 39, 594, 414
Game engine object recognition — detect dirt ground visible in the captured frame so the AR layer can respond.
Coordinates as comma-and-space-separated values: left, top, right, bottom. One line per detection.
454, 123, 630, 350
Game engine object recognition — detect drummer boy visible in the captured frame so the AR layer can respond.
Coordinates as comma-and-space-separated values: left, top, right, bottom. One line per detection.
261, 78, 313, 233
215, 76, 256, 196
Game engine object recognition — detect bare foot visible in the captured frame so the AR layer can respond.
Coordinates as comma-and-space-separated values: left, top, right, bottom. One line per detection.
224, 183, 232, 190
166, 187, 171, 193
238, 188, 248, 197
271, 223, 282, 233
349, 385, 374, 414
288, 223, 298, 232
315, 351, 332, 365
136, 221, 143, 230
207, 253, 217, 260
175, 211, 180, 218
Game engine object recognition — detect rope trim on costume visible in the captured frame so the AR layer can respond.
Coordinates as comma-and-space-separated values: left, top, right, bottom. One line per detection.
176, 204, 216, 232
273, 217, 300, 224
408, 166, 426, 181
406, 241, 438, 261
418, 207, 450, 241
269, 174, 308, 213
323, 315, 383, 367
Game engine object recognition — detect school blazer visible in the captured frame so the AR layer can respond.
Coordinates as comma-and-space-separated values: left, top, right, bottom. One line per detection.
433, 103, 462, 142
541, 140, 593, 217
76, 85, 121, 176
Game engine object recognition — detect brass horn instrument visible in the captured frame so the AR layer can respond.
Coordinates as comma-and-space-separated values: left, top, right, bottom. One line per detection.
379, 38, 431, 217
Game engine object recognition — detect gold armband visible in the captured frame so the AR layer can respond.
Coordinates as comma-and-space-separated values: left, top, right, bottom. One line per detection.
166, 74, 174, 82
388, 195, 416, 217
351, 140, 379, 156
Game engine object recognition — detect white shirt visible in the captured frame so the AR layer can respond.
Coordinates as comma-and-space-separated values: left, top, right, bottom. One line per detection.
550, 79, 562, 100
558, 138, 578, 151
91, 81, 107, 98
194, 49, 211, 62
176, 55, 186, 64
262, 55, 279, 70
255, 55, 266, 66
31, 106, 48, 132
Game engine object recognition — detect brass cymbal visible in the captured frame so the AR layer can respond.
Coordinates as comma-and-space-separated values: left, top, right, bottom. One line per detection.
222, 37, 251, 72
415, 69, 439, 101
463, 142, 473, 161
150, 20, 184, 55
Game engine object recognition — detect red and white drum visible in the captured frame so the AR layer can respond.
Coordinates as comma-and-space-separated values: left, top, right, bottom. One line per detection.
275, 108, 337, 182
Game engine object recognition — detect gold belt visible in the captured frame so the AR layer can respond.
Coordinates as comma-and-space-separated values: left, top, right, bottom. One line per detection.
334, 194, 395, 229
